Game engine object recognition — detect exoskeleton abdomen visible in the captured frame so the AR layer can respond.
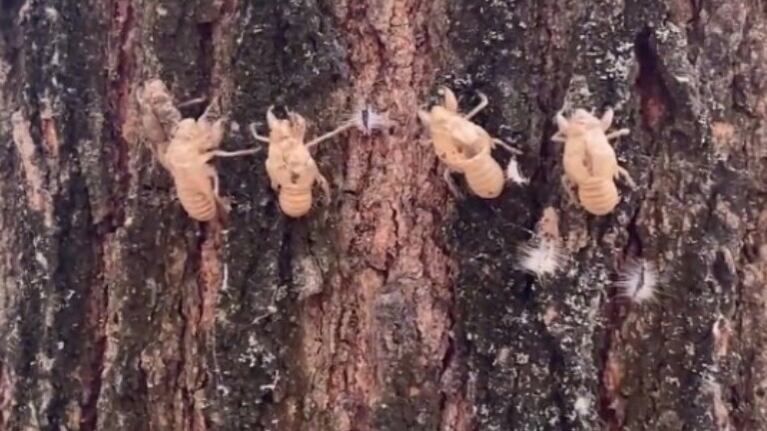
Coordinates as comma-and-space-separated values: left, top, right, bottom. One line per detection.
460, 153, 505, 199
432, 131, 469, 170
577, 176, 619, 215
175, 177, 217, 221
279, 185, 313, 218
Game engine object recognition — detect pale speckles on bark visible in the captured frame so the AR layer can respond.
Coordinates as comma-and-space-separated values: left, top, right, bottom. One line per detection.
443, 0, 767, 430
0, 58, 9, 107
608, 2, 767, 430
208, 0, 349, 427
740, 210, 767, 428
77, 112, 115, 224
734, 18, 767, 119
199, 231, 224, 330
0, 362, 12, 430
698, 0, 748, 117
298, 1, 455, 429
10, 111, 53, 227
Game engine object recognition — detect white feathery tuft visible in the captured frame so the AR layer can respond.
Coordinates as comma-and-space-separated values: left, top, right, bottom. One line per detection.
616, 259, 659, 304
221, 264, 229, 291
506, 157, 529, 185
573, 395, 591, 417
517, 238, 565, 277
347, 104, 393, 136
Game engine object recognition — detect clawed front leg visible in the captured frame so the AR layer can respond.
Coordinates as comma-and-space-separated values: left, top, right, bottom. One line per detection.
177, 96, 208, 110
208, 166, 231, 213
605, 128, 630, 141
204, 118, 228, 151
316, 173, 331, 205
249, 123, 271, 144
560, 174, 578, 205
551, 131, 566, 143
199, 97, 222, 128
465, 92, 489, 120
203, 147, 260, 164
443, 169, 464, 199
492, 138, 523, 155
306, 122, 354, 149
438, 87, 459, 112
617, 166, 636, 188
211, 167, 220, 196
600, 108, 615, 131
213, 148, 261, 158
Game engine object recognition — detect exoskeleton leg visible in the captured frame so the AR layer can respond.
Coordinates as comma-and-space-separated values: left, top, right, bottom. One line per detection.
551, 131, 566, 143
600, 108, 615, 131
212, 148, 261, 158
287, 111, 308, 137
560, 174, 578, 204
207, 118, 226, 150
204, 165, 229, 211
492, 138, 523, 155
605, 128, 630, 141
176, 96, 207, 109
209, 166, 220, 196
465, 91, 489, 120
249, 123, 271, 143
306, 122, 355, 149
316, 172, 332, 205
266, 105, 279, 130
617, 166, 636, 188
443, 169, 464, 199
438, 87, 459, 112
200, 97, 222, 126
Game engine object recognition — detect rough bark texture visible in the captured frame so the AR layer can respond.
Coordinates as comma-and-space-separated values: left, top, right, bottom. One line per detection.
0, 0, 766, 430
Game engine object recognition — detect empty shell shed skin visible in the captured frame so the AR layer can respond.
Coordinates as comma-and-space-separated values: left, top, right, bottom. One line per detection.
553, 108, 634, 215
251, 107, 353, 218
164, 118, 226, 221
419, 87, 518, 199
137, 79, 259, 222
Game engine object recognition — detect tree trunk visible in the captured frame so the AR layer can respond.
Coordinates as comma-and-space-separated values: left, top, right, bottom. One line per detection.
0, 0, 765, 430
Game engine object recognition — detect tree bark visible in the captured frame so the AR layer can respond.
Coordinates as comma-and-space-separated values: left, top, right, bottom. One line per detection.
0, 0, 766, 430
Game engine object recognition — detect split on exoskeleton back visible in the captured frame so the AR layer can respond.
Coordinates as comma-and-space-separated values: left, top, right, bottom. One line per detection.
553, 106, 634, 215
418, 86, 524, 198
137, 78, 260, 222
250, 106, 353, 218
342, 101, 395, 137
